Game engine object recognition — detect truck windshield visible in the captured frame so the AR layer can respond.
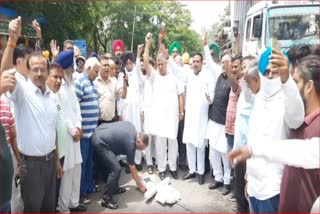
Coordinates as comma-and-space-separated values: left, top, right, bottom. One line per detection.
268, 5, 319, 48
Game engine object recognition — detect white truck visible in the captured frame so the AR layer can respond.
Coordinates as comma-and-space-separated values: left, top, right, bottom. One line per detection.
242, 1, 319, 57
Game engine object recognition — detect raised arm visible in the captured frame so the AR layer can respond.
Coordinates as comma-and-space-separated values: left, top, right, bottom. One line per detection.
203, 31, 221, 83
270, 49, 304, 129
32, 19, 44, 54
1, 17, 21, 73
144, 33, 153, 77
135, 44, 145, 83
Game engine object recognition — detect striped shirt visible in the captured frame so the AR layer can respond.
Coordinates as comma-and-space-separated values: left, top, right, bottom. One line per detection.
74, 72, 99, 139
0, 98, 15, 144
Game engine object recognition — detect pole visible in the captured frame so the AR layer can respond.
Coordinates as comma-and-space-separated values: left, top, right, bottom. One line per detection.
131, 6, 137, 52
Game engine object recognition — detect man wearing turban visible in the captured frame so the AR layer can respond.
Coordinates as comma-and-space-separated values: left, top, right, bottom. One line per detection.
112, 39, 125, 58
169, 41, 182, 59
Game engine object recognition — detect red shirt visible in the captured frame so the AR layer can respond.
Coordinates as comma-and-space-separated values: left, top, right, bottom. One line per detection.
279, 109, 320, 212
225, 84, 241, 135
0, 98, 15, 144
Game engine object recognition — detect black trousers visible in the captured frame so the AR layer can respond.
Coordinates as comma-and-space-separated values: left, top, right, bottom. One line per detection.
93, 143, 121, 200
234, 162, 249, 212
20, 153, 57, 212
177, 119, 187, 167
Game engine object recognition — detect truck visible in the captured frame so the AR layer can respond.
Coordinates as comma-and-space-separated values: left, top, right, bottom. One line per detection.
241, 0, 319, 57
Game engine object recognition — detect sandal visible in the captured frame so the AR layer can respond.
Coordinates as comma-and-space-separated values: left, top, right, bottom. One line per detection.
147, 165, 153, 174
114, 186, 126, 194
101, 198, 118, 210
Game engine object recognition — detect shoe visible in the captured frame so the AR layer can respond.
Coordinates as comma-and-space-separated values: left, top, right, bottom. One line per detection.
183, 172, 196, 180
198, 174, 205, 185
94, 184, 100, 193
208, 181, 223, 190
227, 193, 237, 202
147, 165, 154, 174
69, 204, 87, 212
119, 160, 128, 167
101, 198, 118, 210
136, 164, 142, 171
159, 171, 165, 180
233, 207, 240, 213
114, 186, 126, 195
79, 197, 91, 205
222, 184, 231, 195
169, 170, 178, 179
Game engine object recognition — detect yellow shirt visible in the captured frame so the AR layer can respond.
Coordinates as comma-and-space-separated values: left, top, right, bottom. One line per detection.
94, 75, 123, 121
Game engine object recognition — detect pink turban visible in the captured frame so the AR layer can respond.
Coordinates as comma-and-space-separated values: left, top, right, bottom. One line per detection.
112, 39, 125, 54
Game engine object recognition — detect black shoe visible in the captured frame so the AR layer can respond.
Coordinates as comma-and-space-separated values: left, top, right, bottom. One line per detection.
79, 197, 91, 204
222, 184, 231, 195
198, 174, 205, 185
169, 170, 178, 179
114, 186, 126, 195
183, 172, 196, 180
208, 181, 223, 190
159, 171, 165, 180
119, 160, 128, 167
136, 164, 142, 171
101, 198, 118, 210
70, 204, 87, 212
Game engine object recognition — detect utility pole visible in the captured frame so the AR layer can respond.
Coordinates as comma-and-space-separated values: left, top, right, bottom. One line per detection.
131, 6, 137, 52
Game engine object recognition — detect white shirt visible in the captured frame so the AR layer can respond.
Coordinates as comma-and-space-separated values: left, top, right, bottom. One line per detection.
120, 61, 144, 132
247, 75, 304, 200
251, 137, 320, 169
183, 67, 215, 148
8, 79, 58, 156
149, 69, 184, 139
57, 80, 82, 170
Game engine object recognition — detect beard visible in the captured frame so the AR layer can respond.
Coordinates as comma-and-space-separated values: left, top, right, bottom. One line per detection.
299, 87, 307, 112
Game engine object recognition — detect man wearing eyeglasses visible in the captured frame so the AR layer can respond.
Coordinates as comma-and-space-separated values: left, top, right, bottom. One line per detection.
95, 56, 128, 125
4, 53, 62, 212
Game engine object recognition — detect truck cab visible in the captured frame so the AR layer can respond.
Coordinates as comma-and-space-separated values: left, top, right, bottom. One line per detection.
242, 1, 319, 57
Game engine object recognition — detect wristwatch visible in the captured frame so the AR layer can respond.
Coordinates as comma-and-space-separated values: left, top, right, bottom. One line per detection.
179, 112, 184, 116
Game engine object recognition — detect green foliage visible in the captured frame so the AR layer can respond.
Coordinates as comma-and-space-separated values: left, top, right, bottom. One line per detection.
3, 1, 202, 57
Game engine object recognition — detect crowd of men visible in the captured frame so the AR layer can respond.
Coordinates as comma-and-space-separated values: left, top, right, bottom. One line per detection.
0, 15, 319, 213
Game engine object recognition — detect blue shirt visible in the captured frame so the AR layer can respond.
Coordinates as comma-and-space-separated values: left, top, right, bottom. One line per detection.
74, 72, 99, 139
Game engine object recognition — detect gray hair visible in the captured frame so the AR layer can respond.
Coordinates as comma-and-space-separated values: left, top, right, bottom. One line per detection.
156, 53, 168, 63
84, 57, 100, 70
246, 59, 259, 77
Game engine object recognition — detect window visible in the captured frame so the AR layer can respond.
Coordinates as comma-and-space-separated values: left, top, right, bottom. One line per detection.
252, 15, 262, 38
245, 18, 252, 42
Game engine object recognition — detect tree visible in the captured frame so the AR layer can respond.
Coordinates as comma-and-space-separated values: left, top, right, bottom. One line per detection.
3, 1, 202, 57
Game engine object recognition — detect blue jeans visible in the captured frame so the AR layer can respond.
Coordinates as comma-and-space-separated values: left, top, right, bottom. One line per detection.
80, 138, 95, 197
249, 194, 280, 213
0, 201, 11, 214
226, 134, 234, 152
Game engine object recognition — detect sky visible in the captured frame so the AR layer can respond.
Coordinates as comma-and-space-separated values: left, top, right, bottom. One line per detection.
182, 1, 229, 34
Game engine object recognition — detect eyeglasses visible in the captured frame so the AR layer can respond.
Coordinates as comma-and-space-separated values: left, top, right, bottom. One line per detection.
30, 67, 48, 73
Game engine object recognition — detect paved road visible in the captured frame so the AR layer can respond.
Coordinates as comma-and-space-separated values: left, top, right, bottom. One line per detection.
86, 164, 236, 212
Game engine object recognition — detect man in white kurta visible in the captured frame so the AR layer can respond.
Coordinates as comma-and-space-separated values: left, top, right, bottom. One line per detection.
55, 51, 84, 212
144, 33, 184, 180
169, 52, 215, 185
182, 53, 215, 185
119, 51, 144, 167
